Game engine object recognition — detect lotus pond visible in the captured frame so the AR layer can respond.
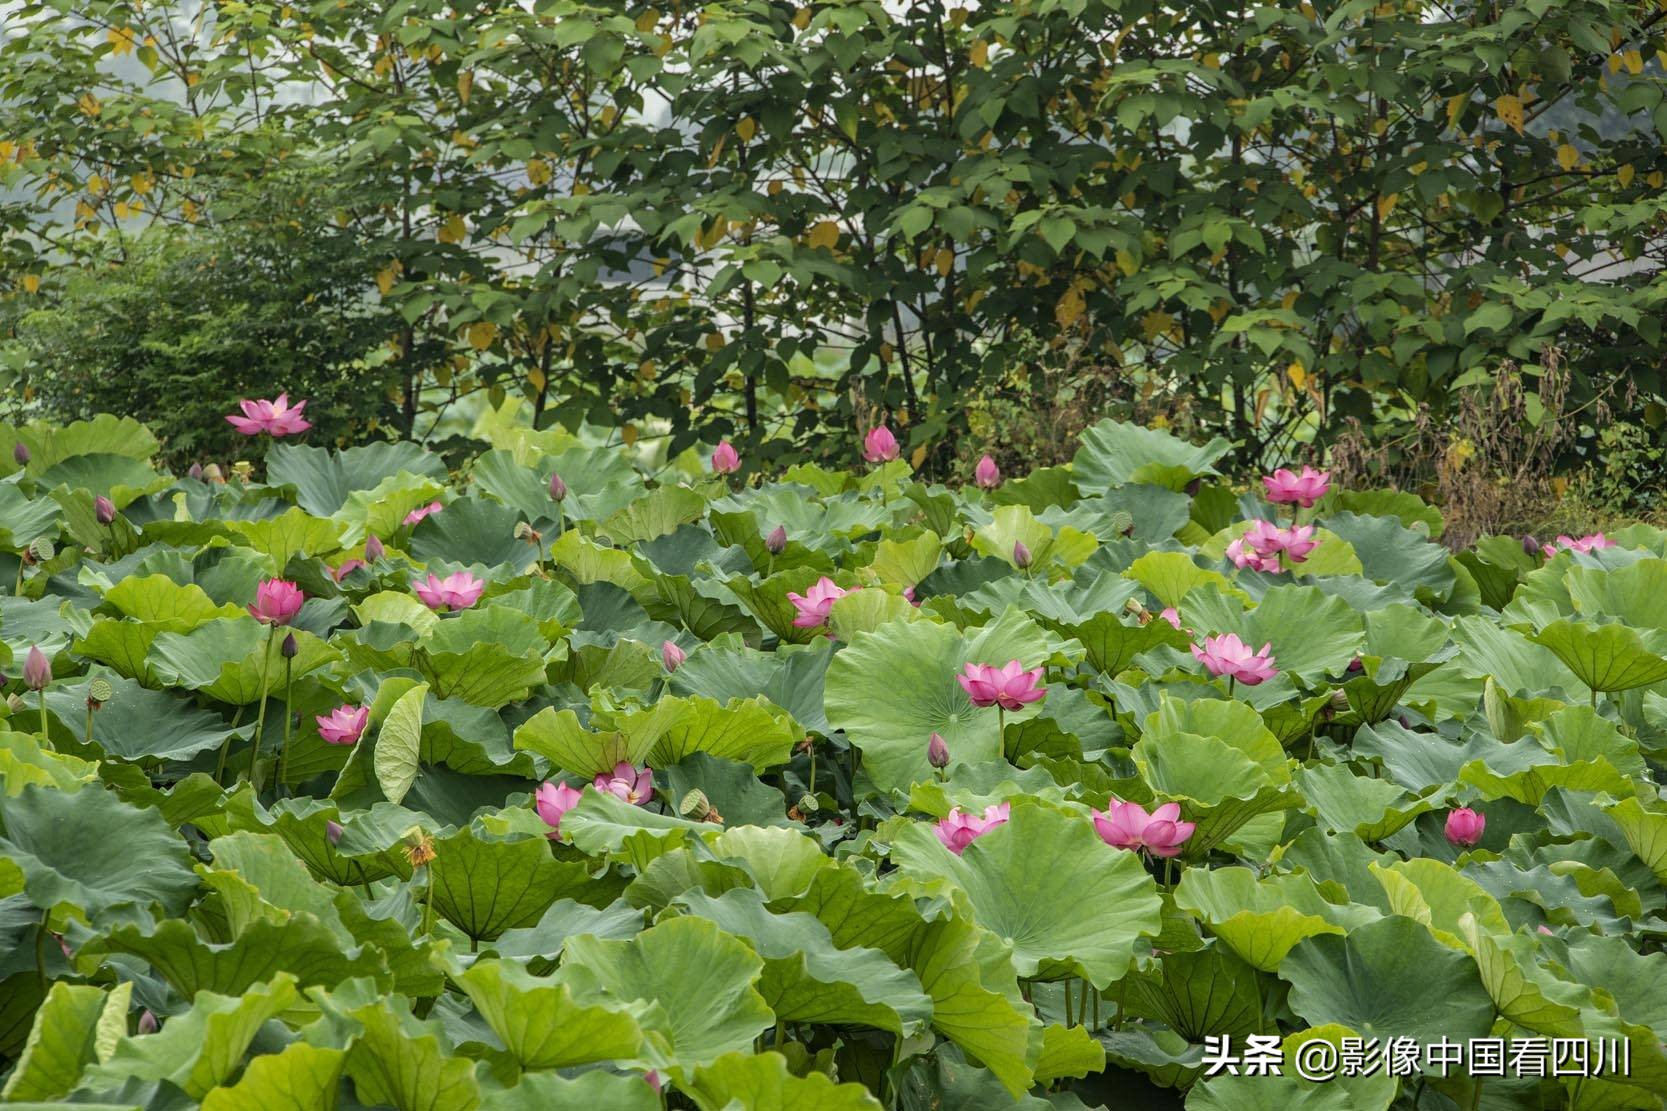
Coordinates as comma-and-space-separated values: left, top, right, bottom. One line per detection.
1, 413, 1666, 1110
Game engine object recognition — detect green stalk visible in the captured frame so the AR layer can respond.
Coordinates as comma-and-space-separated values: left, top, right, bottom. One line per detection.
807, 743, 817, 797
246, 626, 278, 788
997, 706, 1007, 760
276, 652, 294, 796
37, 687, 48, 751
421, 867, 436, 937
212, 705, 246, 787
1078, 979, 1091, 1029
1063, 978, 1074, 1027
34, 911, 49, 993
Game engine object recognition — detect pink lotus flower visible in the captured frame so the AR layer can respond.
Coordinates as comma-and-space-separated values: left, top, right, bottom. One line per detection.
662, 640, 685, 672
94, 495, 116, 525
594, 761, 654, 806
411, 571, 485, 611
1279, 524, 1319, 562
957, 660, 1047, 710
1159, 607, 1183, 629
927, 732, 950, 768
1226, 527, 1284, 573
23, 646, 51, 691
1093, 799, 1196, 858
315, 704, 369, 746
403, 501, 443, 527
903, 585, 920, 606
1191, 633, 1278, 685
365, 534, 385, 561
226, 393, 312, 437
711, 440, 741, 474
249, 579, 304, 625
974, 455, 1000, 489
1445, 807, 1485, 847
787, 576, 854, 628
1542, 533, 1615, 557
535, 781, 585, 838
330, 559, 367, 582
934, 802, 1010, 855
1262, 465, 1330, 508
863, 425, 899, 463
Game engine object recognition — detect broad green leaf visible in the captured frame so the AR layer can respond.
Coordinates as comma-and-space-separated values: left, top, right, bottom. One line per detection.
374, 682, 426, 805
1, 982, 130, 1102
1529, 619, 1667, 693
453, 959, 645, 1068
199, 1042, 346, 1111
681, 1050, 884, 1111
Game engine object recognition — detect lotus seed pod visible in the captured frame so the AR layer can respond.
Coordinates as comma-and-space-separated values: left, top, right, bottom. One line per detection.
678, 788, 711, 821
88, 678, 114, 705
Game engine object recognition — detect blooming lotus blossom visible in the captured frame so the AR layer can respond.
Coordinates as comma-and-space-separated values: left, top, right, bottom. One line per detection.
412, 571, 485, 612
94, 495, 116, 525
1445, 807, 1486, 847
1278, 524, 1319, 562
249, 579, 304, 625
594, 761, 654, 806
934, 802, 1010, 855
974, 455, 1000, 489
226, 393, 312, 437
403, 501, 443, 527
1262, 465, 1330, 508
711, 440, 740, 474
1093, 800, 1197, 858
330, 559, 367, 582
316, 705, 369, 746
1542, 533, 1615, 557
787, 576, 854, 628
1226, 528, 1283, 573
957, 660, 1047, 710
1191, 633, 1278, 686
863, 425, 899, 463
535, 781, 585, 837
23, 646, 51, 691
662, 640, 686, 672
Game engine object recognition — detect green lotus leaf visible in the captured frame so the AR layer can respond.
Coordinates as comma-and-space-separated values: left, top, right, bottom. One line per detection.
1565, 558, 1667, 631
596, 485, 708, 546
148, 618, 338, 704
680, 1049, 883, 1111
428, 826, 601, 942
1172, 867, 1361, 971
1187, 583, 1366, 681
971, 504, 1098, 569
888, 803, 1161, 986
1123, 942, 1264, 1040
332, 991, 481, 1111
452, 958, 645, 1068
0, 486, 64, 548
0, 981, 130, 1102
556, 914, 774, 1068
335, 471, 449, 541
1458, 918, 1593, 1037
221, 507, 344, 570
1449, 614, 1587, 698
1458, 753, 1631, 805
785, 865, 1037, 1094
824, 606, 1058, 792
477, 1070, 658, 1111
1605, 797, 1667, 885
619, 695, 803, 772
1032, 1022, 1105, 1084
267, 441, 448, 516
1297, 764, 1433, 842
1063, 612, 1189, 676
1072, 418, 1232, 493
1279, 916, 1496, 1045
659, 754, 792, 829
0, 731, 100, 796
708, 826, 828, 900
198, 1041, 346, 1111
79, 975, 297, 1100
1529, 618, 1667, 693
1124, 550, 1238, 609
373, 681, 426, 806
1098, 1024, 1203, 1089
0, 784, 198, 925
559, 789, 710, 869
409, 494, 537, 571
1368, 858, 1510, 948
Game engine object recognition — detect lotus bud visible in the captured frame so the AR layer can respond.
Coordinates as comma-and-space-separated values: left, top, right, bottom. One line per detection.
137, 1010, 159, 1035
678, 788, 712, 821
662, 640, 685, 672
187, 463, 204, 480
94, 495, 116, 525
11, 443, 28, 466
1522, 534, 1541, 556
365, 533, 385, 561
23, 646, 51, 691
766, 525, 787, 554
1013, 540, 1032, 569
87, 677, 112, 711
281, 633, 298, 659
927, 732, 950, 769
325, 819, 344, 845
549, 472, 568, 501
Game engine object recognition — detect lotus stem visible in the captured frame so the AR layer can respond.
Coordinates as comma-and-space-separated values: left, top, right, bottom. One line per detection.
1078, 979, 1090, 1029
13, 559, 22, 597
1063, 978, 1073, 1027
213, 704, 245, 787
1092, 985, 1101, 1031
421, 866, 436, 937
37, 687, 48, 750
276, 652, 294, 796
1227, 676, 1236, 698
807, 744, 817, 797
997, 706, 1006, 759
247, 626, 278, 787
34, 911, 48, 992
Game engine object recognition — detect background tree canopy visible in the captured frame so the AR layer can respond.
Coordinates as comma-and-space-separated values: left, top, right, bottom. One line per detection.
1, 0, 1665, 478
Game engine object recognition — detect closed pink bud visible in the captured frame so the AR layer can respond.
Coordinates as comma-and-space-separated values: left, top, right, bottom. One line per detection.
662, 640, 686, 672
136, 1010, 159, 1035
711, 440, 740, 474
766, 525, 787, 554
862, 425, 900, 463
23, 646, 51, 691
12, 443, 29, 466
364, 533, 385, 561
1013, 540, 1032, 569
974, 454, 1000, 489
927, 732, 950, 768
94, 495, 116, 524
325, 820, 344, 845
549, 472, 568, 501
187, 462, 204, 480
1444, 807, 1486, 847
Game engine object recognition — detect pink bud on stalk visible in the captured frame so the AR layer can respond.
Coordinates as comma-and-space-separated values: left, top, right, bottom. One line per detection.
927, 732, 950, 769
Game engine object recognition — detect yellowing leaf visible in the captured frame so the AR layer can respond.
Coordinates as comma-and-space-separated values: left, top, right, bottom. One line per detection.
21, 274, 40, 294
1556, 143, 1579, 171
130, 172, 153, 195
969, 40, 989, 67
465, 321, 498, 351
636, 9, 659, 32
1623, 49, 1644, 75
1287, 363, 1308, 390
526, 158, 551, 185
807, 220, 840, 250
438, 213, 466, 243
934, 248, 954, 276
1495, 94, 1524, 135
1618, 164, 1635, 187
737, 116, 756, 142
1055, 286, 1085, 328
376, 261, 401, 296
457, 69, 473, 104
1114, 249, 1138, 277
1445, 93, 1468, 129
621, 424, 638, 446
107, 27, 137, 56
77, 93, 101, 117
792, 6, 811, 29
1376, 193, 1398, 220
